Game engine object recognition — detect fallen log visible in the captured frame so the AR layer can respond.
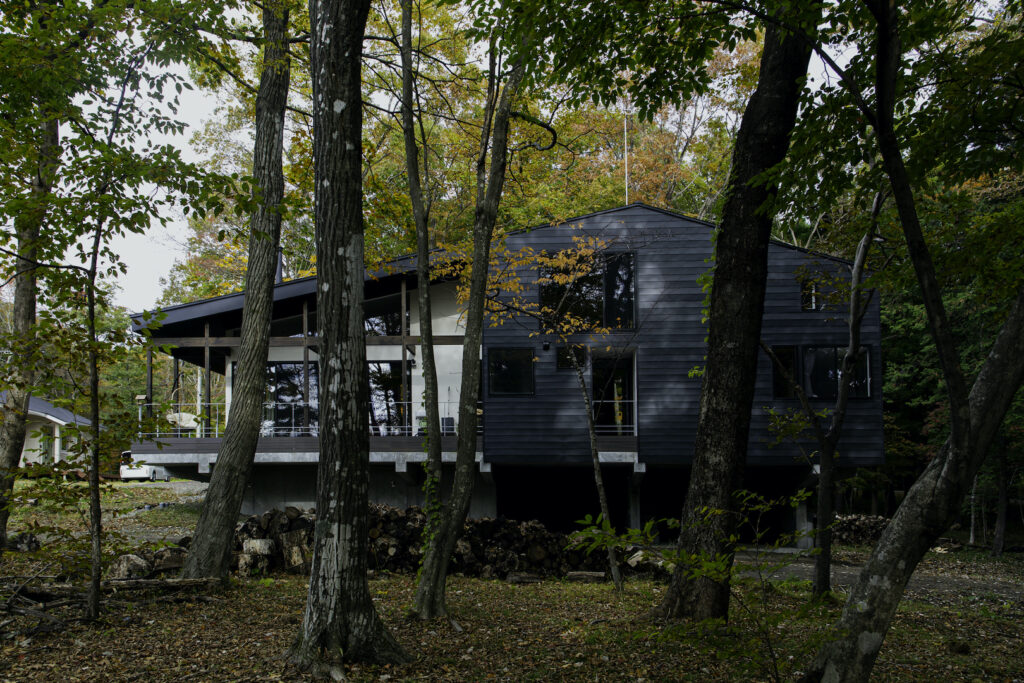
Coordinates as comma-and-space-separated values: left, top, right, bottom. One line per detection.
102, 577, 220, 590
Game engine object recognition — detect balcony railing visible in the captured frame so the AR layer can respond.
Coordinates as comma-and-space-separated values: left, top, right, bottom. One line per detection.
135, 400, 481, 440
368, 401, 472, 437
137, 403, 228, 438
593, 398, 636, 436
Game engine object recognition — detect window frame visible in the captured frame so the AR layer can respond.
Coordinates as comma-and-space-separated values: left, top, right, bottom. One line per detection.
538, 251, 636, 330
487, 347, 536, 397
800, 279, 824, 312
768, 344, 872, 400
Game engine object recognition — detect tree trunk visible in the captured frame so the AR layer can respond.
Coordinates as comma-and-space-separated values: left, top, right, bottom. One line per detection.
85, 249, 102, 620
800, 7, 1024, 679
570, 352, 623, 591
397, 0, 445, 616
991, 441, 1007, 557
183, 0, 290, 580
0, 117, 58, 555
288, 0, 408, 672
412, 57, 525, 619
969, 475, 977, 546
651, 13, 817, 622
814, 225, 877, 597
802, 288, 1024, 683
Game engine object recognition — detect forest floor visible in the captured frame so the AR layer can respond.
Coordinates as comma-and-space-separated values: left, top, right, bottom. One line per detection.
1, 480, 1022, 681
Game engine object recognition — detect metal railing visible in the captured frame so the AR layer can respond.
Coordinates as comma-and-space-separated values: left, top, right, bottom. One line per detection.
259, 402, 319, 437
137, 402, 228, 438
593, 399, 636, 436
368, 401, 478, 437
135, 400, 482, 440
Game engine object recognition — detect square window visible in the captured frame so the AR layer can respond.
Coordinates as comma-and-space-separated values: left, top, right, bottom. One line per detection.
488, 348, 535, 396
539, 252, 635, 330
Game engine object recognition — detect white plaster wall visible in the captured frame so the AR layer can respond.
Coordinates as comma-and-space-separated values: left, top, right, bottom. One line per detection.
222, 281, 467, 427
18, 418, 75, 466
408, 282, 465, 428
19, 419, 47, 466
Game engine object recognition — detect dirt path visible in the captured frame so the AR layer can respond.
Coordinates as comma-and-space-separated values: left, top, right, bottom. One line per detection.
131, 480, 208, 497
739, 550, 1024, 607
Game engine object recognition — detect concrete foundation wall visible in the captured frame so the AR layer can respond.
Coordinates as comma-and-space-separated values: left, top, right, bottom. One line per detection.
241, 462, 497, 518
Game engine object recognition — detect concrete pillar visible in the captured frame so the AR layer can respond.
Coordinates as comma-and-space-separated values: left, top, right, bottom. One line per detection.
795, 500, 814, 549
629, 462, 646, 529
53, 424, 62, 463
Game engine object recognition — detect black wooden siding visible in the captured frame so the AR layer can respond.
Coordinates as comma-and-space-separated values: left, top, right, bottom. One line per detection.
481, 204, 884, 468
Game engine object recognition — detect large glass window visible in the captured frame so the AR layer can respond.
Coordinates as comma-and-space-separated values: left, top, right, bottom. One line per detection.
368, 361, 407, 434
365, 311, 403, 336
768, 346, 870, 400
263, 362, 319, 436
488, 348, 535, 396
805, 347, 870, 399
539, 252, 635, 329
539, 265, 602, 328
364, 294, 404, 336
592, 353, 634, 435
603, 253, 635, 328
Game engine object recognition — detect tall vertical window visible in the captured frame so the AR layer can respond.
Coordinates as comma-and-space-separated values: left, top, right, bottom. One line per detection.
368, 361, 407, 434
801, 280, 818, 310
603, 253, 635, 328
592, 352, 635, 435
263, 362, 319, 436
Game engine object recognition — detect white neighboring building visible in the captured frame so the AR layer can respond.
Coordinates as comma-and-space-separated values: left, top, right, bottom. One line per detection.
0, 392, 90, 466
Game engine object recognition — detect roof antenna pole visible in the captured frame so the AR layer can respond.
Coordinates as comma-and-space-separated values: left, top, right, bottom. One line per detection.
623, 97, 629, 206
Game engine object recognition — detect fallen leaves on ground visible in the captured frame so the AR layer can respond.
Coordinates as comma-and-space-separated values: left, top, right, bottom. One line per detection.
1, 567, 1021, 682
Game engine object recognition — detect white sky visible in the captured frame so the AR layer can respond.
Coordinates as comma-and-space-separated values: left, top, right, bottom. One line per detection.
108, 83, 220, 314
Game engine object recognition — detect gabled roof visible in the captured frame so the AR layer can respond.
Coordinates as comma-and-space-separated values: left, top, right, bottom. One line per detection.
0, 392, 91, 427
508, 202, 853, 264
132, 202, 851, 341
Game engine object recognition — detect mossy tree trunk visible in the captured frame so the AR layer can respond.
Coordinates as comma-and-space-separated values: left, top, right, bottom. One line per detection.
288, 0, 408, 673
0, 117, 57, 555
411, 56, 525, 620
183, 0, 290, 580
651, 10, 818, 622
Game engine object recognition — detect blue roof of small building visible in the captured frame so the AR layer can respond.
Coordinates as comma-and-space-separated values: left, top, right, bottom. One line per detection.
0, 391, 91, 427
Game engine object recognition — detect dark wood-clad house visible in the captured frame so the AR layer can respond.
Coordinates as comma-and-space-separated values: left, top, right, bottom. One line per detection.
130, 204, 883, 529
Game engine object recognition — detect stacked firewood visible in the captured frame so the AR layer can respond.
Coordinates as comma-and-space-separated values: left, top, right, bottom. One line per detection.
830, 514, 890, 546
229, 504, 636, 579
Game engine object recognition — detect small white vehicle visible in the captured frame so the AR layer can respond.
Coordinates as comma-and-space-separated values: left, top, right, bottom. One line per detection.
119, 452, 170, 482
